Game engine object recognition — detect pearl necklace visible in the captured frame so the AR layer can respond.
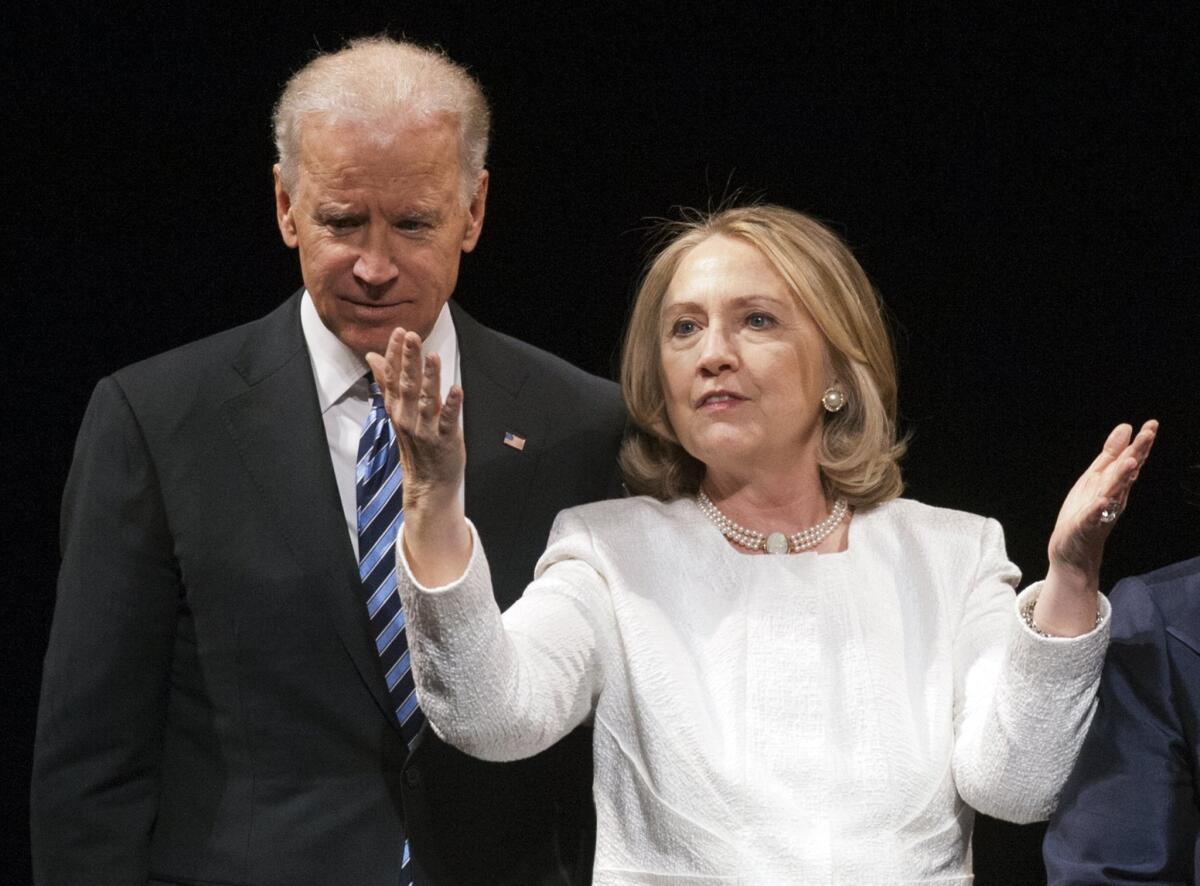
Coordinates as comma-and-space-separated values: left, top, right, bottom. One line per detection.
695, 490, 850, 554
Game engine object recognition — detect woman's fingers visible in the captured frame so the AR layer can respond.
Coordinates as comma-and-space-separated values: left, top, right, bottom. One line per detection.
1105, 420, 1157, 487
398, 331, 424, 418
367, 327, 406, 387
439, 385, 464, 436
1049, 419, 1159, 570
1077, 419, 1157, 530
376, 329, 427, 432
366, 327, 461, 447
365, 327, 404, 398
417, 353, 442, 422
365, 350, 387, 394
1083, 422, 1133, 475
1127, 419, 1158, 471
1101, 420, 1158, 520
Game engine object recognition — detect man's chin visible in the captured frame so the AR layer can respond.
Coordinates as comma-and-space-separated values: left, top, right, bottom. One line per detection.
356, 334, 396, 360
320, 300, 441, 355
340, 325, 432, 360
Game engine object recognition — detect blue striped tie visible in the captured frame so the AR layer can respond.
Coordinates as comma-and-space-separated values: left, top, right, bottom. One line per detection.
357, 379, 424, 884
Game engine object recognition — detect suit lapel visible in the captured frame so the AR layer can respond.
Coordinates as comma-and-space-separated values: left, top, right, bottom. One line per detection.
453, 302, 546, 594
220, 294, 399, 731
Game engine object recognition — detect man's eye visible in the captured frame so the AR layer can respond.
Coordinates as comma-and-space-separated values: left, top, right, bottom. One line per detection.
746, 312, 775, 329
325, 217, 359, 230
395, 219, 431, 232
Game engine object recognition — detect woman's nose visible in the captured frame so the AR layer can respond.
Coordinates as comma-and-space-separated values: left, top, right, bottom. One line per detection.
696, 326, 738, 376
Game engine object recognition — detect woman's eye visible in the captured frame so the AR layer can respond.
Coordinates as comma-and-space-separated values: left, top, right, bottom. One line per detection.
672, 319, 698, 336
746, 312, 774, 330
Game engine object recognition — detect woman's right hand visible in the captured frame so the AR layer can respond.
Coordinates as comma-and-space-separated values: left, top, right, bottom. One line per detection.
366, 327, 472, 585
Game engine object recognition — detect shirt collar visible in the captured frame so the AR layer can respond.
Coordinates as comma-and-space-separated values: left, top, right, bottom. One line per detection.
300, 292, 458, 413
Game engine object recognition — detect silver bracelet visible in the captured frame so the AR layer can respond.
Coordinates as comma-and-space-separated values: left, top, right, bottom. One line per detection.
1020, 594, 1103, 638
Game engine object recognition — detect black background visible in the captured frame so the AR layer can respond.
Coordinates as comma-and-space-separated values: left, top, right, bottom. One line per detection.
7, 3, 1199, 883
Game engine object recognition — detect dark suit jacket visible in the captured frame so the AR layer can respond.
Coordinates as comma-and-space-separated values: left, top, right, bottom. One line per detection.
1044, 556, 1200, 885
32, 293, 626, 886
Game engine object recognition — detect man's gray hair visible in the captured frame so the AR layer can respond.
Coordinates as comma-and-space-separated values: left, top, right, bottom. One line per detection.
273, 36, 491, 204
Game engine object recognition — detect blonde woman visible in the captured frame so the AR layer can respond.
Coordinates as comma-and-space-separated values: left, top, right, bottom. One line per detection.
368, 205, 1156, 884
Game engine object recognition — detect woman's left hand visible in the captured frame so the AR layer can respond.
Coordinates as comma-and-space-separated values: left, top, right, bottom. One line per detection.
1035, 419, 1158, 636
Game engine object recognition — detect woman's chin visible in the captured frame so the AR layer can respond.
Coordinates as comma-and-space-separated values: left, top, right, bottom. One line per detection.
690, 441, 767, 477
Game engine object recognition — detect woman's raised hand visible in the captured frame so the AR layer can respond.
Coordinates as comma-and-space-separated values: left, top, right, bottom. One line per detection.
366, 327, 472, 584
1048, 420, 1157, 578
1035, 419, 1158, 636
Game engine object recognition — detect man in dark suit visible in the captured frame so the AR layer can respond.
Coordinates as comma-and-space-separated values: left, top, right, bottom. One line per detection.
31, 36, 625, 885
1044, 556, 1200, 885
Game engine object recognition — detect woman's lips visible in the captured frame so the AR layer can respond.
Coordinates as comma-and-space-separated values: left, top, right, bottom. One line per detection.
697, 392, 747, 410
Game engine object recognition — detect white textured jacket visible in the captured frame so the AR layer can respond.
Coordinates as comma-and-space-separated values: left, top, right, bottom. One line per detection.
397, 497, 1109, 885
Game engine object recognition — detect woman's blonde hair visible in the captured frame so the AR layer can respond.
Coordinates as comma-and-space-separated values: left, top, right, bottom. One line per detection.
619, 204, 906, 506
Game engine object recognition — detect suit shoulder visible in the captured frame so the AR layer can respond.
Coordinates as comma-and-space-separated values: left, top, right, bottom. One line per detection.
452, 304, 619, 399
96, 296, 301, 429
1133, 555, 1200, 595
496, 330, 618, 397
110, 300, 295, 391
1110, 556, 1200, 637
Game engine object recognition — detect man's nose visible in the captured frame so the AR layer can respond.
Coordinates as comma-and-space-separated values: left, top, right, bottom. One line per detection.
697, 326, 738, 376
352, 227, 400, 287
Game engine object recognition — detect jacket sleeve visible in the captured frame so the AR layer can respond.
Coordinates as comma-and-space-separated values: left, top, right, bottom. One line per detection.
32, 377, 181, 884
951, 517, 1110, 824
397, 510, 616, 763
1043, 574, 1199, 884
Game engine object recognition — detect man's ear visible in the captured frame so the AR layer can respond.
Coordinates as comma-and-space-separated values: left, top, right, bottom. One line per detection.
461, 170, 488, 254
273, 164, 299, 248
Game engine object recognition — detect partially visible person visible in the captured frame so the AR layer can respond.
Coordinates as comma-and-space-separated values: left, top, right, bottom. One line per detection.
32, 36, 623, 885
1044, 556, 1200, 885
369, 204, 1158, 883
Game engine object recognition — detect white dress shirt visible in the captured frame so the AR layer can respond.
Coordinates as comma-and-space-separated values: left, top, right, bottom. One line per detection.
396, 496, 1111, 885
300, 292, 462, 558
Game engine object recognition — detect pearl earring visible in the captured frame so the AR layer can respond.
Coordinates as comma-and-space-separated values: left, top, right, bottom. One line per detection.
821, 386, 847, 413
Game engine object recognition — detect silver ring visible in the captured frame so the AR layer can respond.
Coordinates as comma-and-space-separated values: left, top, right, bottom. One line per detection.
1099, 501, 1121, 524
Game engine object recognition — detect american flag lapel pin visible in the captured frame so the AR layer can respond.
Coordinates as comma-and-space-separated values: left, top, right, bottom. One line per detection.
503, 431, 527, 451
